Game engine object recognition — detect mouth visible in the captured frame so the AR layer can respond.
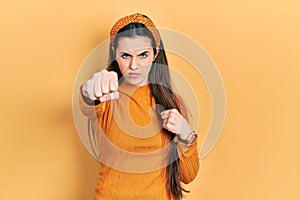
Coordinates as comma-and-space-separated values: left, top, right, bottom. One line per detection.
127, 72, 141, 78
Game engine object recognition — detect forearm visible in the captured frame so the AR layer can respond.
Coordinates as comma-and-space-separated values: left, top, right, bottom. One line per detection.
177, 139, 200, 184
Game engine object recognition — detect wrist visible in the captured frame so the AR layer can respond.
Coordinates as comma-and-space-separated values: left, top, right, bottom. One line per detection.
178, 125, 193, 140
177, 131, 197, 146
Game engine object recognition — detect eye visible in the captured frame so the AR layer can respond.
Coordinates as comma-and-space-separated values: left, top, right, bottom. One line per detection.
139, 52, 147, 58
121, 53, 130, 59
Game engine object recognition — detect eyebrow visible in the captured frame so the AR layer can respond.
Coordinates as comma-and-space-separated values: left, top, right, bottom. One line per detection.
119, 51, 150, 55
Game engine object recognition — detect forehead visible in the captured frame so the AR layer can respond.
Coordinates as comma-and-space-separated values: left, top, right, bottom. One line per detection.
116, 36, 153, 52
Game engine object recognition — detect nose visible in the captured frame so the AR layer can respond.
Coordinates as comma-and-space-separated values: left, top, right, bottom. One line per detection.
129, 56, 138, 70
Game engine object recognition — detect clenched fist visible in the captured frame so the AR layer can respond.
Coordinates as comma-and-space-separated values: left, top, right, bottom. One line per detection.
160, 109, 193, 139
81, 69, 119, 102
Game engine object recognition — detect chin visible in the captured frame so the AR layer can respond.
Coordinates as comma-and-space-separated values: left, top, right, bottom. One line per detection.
125, 79, 146, 86
123, 76, 147, 86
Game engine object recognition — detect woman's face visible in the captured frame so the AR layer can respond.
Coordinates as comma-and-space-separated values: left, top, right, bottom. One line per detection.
115, 36, 155, 86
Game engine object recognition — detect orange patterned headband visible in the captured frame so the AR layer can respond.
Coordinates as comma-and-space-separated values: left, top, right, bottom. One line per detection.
110, 13, 161, 49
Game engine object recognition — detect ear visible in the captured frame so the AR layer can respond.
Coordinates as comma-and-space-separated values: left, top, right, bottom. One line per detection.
153, 48, 160, 61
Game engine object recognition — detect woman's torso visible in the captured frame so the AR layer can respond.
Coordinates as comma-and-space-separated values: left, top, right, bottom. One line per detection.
94, 83, 171, 200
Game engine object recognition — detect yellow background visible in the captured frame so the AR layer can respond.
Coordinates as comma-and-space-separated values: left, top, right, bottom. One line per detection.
1, 0, 299, 199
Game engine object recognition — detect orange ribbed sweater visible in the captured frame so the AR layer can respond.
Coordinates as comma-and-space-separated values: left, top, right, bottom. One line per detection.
80, 82, 199, 200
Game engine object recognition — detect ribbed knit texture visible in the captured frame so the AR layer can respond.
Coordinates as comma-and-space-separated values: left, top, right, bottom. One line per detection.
80, 82, 199, 200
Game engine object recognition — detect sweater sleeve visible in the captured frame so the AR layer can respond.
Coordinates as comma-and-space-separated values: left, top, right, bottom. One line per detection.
177, 138, 200, 184
79, 88, 107, 120
174, 95, 200, 183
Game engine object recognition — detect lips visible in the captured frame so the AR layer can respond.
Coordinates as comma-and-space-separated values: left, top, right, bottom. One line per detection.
128, 73, 140, 78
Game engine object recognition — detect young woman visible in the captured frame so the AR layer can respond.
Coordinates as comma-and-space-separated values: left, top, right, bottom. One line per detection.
80, 13, 199, 200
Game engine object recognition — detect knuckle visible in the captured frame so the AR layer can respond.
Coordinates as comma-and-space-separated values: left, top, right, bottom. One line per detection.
95, 90, 101, 97
108, 71, 113, 75
109, 72, 118, 82
98, 70, 107, 79
100, 69, 107, 74
86, 79, 92, 86
93, 71, 102, 78
112, 71, 118, 78
85, 81, 93, 91
172, 109, 178, 114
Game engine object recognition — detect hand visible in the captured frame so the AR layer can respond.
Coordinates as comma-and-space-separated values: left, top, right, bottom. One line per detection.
160, 109, 193, 139
81, 69, 119, 102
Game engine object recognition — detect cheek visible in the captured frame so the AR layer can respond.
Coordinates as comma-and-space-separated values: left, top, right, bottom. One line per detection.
117, 60, 128, 73
141, 57, 154, 68
142, 60, 153, 74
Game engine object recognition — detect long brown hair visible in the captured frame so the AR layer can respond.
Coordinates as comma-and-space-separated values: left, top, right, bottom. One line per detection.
107, 21, 188, 199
